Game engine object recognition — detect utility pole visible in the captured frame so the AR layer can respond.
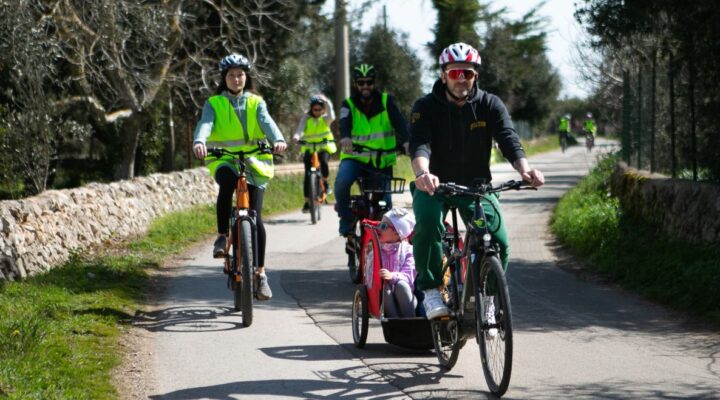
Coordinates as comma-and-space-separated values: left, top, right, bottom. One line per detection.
334, 0, 350, 114
383, 5, 387, 31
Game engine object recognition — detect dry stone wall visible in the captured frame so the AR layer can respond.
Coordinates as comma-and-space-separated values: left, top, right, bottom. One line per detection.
0, 168, 216, 281
612, 162, 720, 245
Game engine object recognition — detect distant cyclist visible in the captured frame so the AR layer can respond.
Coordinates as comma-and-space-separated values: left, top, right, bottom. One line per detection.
292, 94, 337, 212
192, 53, 286, 300
334, 63, 409, 238
583, 112, 596, 149
558, 113, 571, 149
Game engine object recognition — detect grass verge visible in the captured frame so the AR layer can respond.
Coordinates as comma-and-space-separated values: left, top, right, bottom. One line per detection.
550, 153, 720, 325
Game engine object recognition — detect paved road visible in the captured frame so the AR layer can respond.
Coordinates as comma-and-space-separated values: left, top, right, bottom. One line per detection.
142, 140, 720, 399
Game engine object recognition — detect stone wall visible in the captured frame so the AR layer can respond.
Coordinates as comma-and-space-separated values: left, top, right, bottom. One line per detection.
0, 168, 216, 281
612, 162, 720, 245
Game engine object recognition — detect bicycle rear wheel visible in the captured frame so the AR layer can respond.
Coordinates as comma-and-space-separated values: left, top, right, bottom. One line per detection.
309, 172, 319, 224
475, 255, 513, 396
347, 232, 362, 284
432, 262, 464, 369
239, 219, 254, 327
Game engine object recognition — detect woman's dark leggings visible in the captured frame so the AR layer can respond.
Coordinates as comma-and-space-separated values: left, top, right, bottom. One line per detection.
215, 167, 266, 266
303, 150, 330, 197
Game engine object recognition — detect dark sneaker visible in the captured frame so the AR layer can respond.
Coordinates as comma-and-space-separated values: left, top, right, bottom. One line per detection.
213, 235, 227, 258
256, 273, 272, 300
302, 202, 310, 213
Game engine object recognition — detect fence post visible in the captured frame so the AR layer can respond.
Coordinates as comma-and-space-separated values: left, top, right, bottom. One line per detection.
650, 51, 657, 173
622, 70, 632, 163
669, 56, 677, 178
636, 66, 643, 169
688, 47, 698, 181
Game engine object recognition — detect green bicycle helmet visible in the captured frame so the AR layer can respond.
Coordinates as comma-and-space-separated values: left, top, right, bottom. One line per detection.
353, 64, 376, 80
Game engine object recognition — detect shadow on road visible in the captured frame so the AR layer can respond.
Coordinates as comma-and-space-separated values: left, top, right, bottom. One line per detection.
149, 362, 491, 400
133, 305, 245, 333
260, 343, 430, 362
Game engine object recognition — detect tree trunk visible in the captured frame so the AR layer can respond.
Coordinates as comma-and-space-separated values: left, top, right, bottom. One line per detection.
113, 115, 144, 180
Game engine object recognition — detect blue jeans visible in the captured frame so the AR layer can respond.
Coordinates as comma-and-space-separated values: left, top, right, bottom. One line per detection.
334, 159, 393, 235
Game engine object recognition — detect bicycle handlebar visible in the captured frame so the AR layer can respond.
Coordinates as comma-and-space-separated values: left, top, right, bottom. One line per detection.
205, 142, 274, 160
351, 143, 405, 155
297, 139, 335, 147
436, 180, 537, 197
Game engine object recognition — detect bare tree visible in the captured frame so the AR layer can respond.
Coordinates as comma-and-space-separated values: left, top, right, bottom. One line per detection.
2, 0, 289, 181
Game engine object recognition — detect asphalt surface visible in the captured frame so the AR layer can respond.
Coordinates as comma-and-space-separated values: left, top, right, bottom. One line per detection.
142, 140, 720, 399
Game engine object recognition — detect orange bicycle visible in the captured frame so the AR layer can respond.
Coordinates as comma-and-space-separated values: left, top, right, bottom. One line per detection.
206, 144, 273, 327
298, 138, 334, 224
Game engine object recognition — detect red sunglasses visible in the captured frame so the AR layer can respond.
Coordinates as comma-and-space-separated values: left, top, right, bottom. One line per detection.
446, 68, 476, 81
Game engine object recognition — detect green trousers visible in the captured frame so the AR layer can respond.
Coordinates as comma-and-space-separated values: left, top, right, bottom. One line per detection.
411, 183, 509, 291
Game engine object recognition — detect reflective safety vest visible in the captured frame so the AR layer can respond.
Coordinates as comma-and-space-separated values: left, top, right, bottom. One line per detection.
341, 92, 396, 168
584, 119, 596, 134
205, 94, 274, 179
559, 117, 570, 133
301, 116, 337, 154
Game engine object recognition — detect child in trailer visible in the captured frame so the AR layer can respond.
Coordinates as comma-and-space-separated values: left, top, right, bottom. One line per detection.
377, 208, 418, 318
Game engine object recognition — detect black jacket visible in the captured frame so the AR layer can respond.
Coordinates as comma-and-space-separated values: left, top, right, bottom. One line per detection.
339, 89, 409, 146
409, 79, 525, 186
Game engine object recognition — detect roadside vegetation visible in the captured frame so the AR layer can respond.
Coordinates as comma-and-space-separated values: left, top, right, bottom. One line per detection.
551, 154, 720, 325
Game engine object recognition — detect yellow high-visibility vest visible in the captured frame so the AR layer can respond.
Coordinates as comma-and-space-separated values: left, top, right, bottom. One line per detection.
302, 116, 337, 154
341, 92, 396, 168
206, 94, 274, 178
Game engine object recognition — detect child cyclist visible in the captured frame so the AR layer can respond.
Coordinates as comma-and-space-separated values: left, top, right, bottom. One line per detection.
192, 53, 287, 300
377, 208, 417, 318
292, 94, 337, 212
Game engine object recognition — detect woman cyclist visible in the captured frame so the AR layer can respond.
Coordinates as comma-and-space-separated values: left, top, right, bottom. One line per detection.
292, 94, 337, 212
192, 53, 287, 300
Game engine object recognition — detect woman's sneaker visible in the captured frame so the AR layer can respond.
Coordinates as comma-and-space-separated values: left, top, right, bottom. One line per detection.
213, 235, 227, 258
423, 288, 449, 319
256, 273, 273, 300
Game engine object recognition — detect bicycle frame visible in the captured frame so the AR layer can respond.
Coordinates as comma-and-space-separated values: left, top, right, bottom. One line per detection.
443, 194, 499, 334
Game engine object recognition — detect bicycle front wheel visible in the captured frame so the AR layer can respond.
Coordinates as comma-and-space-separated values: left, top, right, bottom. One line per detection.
239, 219, 254, 327
351, 287, 369, 348
309, 172, 319, 224
475, 255, 513, 397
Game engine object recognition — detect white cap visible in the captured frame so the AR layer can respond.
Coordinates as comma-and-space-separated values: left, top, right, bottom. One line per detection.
383, 207, 416, 240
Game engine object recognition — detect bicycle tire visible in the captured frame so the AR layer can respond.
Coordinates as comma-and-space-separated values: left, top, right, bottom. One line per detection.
431, 318, 462, 370
309, 172, 319, 225
351, 287, 369, 348
240, 219, 254, 327
475, 255, 513, 397
348, 233, 362, 284
230, 222, 241, 311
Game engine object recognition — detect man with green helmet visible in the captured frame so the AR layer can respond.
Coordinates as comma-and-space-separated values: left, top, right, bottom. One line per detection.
334, 63, 409, 239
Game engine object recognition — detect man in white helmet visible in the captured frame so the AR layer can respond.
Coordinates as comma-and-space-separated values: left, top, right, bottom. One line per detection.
409, 42, 545, 319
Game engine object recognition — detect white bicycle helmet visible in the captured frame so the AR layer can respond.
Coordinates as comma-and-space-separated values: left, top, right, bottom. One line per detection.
439, 43, 482, 68
219, 53, 252, 72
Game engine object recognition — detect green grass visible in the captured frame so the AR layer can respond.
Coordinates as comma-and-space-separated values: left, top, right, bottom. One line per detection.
551, 153, 720, 325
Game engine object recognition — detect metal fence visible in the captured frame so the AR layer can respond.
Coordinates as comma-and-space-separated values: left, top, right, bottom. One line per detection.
621, 54, 718, 181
